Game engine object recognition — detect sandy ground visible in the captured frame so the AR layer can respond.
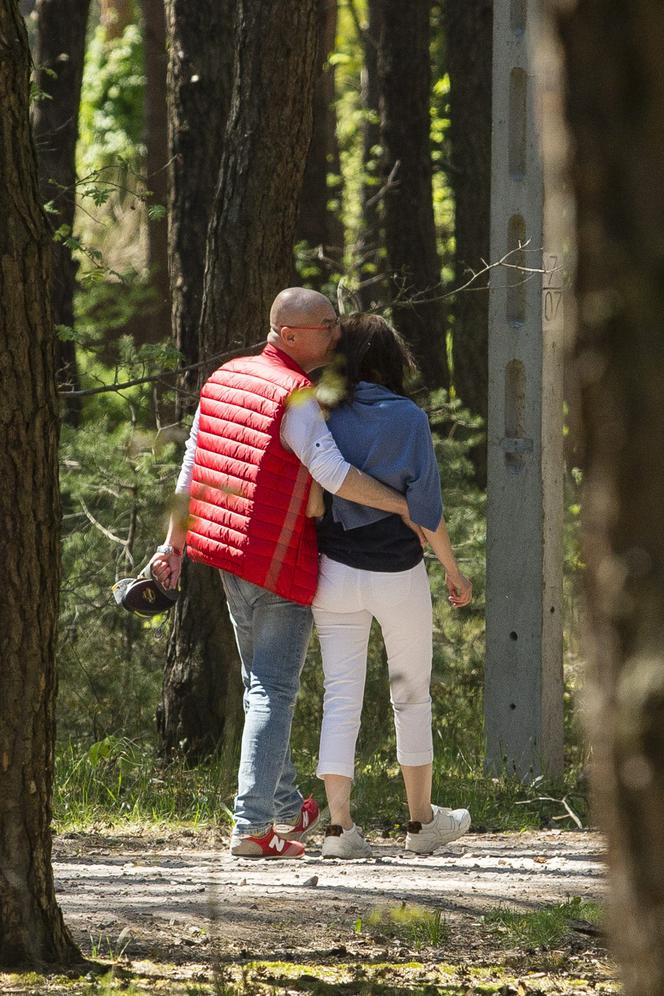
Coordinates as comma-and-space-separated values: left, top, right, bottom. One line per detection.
52, 828, 607, 968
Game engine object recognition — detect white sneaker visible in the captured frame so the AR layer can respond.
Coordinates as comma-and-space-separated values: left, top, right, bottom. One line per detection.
322, 823, 372, 859
405, 804, 471, 854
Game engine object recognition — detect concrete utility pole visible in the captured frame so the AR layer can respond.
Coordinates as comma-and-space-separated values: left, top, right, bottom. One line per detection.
485, 0, 565, 778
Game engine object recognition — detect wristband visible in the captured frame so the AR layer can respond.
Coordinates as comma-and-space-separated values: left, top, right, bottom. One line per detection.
156, 544, 183, 557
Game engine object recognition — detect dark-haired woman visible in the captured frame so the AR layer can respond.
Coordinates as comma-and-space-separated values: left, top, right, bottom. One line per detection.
312, 314, 473, 860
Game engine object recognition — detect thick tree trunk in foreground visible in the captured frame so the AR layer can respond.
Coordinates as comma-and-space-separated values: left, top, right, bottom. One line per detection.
444, 0, 492, 482
296, 0, 343, 290
0, 2, 79, 967
165, 0, 234, 414
200, 0, 319, 354
158, 0, 238, 762
377, 0, 447, 387
555, 5, 664, 994
142, 0, 170, 342
32, 0, 91, 426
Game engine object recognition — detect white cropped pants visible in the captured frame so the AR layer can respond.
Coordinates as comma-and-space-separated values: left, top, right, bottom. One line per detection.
312, 556, 433, 779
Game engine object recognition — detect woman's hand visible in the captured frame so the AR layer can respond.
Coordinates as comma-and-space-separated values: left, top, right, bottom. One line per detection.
445, 570, 472, 608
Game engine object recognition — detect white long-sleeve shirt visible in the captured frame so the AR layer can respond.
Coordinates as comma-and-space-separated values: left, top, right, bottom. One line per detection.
175, 398, 351, 496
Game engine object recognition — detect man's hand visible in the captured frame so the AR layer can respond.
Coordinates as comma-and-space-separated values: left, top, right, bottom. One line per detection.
306, 480, 325, 518
401, 513, 426, 547
445, 570, 472, 608
150, 550, 183, 591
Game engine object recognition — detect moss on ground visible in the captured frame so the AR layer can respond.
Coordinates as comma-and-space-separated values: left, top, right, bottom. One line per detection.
0, 956, 620, 995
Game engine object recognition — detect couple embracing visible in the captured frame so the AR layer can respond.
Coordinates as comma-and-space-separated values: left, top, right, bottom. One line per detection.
152, 288, 472, 860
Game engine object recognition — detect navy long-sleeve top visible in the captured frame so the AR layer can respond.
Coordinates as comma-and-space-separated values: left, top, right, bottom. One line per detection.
317, 381, 443, 572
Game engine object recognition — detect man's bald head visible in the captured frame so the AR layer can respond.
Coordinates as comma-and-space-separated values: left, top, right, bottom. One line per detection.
267, 287, 340, 372
270, 287, 335, 330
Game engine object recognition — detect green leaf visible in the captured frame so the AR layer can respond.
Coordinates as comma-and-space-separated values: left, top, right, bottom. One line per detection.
55, 324, 84, 343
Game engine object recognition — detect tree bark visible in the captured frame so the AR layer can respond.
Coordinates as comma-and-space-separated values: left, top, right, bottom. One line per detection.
141, 0, 170, 342
296, 0, 343, 291
355, 0, 383, 310
377, 0, 448, 387
158, 0, 237, 762
0, 1, 79, 967
158, 561, 243, 759
100, 0, 134, 39
444, 0, 492, 482
554, 4, 664, 994
165, 0, 234, 414
200, 0, 319, 355
163, 0, 318, 761
32, 0, 91, 426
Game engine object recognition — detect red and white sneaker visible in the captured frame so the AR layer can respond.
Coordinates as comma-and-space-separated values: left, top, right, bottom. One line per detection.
230, 828, 305, 859
277, 796, 321, 842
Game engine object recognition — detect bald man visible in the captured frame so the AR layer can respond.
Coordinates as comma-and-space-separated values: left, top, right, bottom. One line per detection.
153, 288, 412, 858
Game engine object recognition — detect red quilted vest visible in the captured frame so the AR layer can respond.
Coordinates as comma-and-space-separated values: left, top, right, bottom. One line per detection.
186, 344, 319, 605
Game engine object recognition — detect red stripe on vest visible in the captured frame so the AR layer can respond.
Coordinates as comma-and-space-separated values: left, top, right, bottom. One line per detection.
185, 345, 319, 605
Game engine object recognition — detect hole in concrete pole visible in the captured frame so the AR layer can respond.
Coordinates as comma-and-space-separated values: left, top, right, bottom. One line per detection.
510, 0, 526, 34
506, 215, 527, 324
510, 703, 517, 710
509, 68, 527, 179
509, 631, 518, 641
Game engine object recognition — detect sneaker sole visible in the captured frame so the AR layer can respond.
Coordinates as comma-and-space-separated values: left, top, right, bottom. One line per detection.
230, 849, 305, 860
322, 849, 372, 860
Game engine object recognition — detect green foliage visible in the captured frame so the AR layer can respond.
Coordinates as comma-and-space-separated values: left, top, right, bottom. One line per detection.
355, 905, 450, 949
78, 23, 145, 177
484, 898, 603, 950
54, 736, 237, 828
355, 902, 450, 951
29, 65, 57, 105
58, 402, 184, 743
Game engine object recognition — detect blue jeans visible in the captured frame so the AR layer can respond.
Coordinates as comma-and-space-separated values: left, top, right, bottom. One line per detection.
221, 571, 313, 837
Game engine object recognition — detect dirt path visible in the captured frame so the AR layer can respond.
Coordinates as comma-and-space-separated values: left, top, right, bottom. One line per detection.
37, 828, 617, 993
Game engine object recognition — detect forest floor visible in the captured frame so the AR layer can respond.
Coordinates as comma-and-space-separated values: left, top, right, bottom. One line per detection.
1, 829, 619, 995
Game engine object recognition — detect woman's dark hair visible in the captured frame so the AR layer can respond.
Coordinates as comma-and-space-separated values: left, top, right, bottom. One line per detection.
337, 313, 417, 397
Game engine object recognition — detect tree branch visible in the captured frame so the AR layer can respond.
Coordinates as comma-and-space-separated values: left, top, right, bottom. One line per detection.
58, 339, 266, 398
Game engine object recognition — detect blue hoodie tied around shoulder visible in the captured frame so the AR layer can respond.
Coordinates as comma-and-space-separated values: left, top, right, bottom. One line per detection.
326, 381, 443, 532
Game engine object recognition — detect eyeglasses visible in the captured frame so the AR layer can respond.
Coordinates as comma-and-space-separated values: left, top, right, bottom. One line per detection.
272, 318, 340, 332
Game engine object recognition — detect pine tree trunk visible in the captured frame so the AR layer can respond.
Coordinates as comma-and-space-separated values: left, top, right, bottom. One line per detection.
32, 0, 91, 426
0, 2, 79, 967
158, 0, 238, 762
355, 0, 383, 310
165, 0, 318, 760
554, 5, 664, 994
200, 0, 319, 355
142, 0, 170, 342
165, 0, 234, 414
159, 562, 243, 759
444, 0, 492, 482
296, 0, 343, 291
100, 0, 134, 39
377, 0, 447, 387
